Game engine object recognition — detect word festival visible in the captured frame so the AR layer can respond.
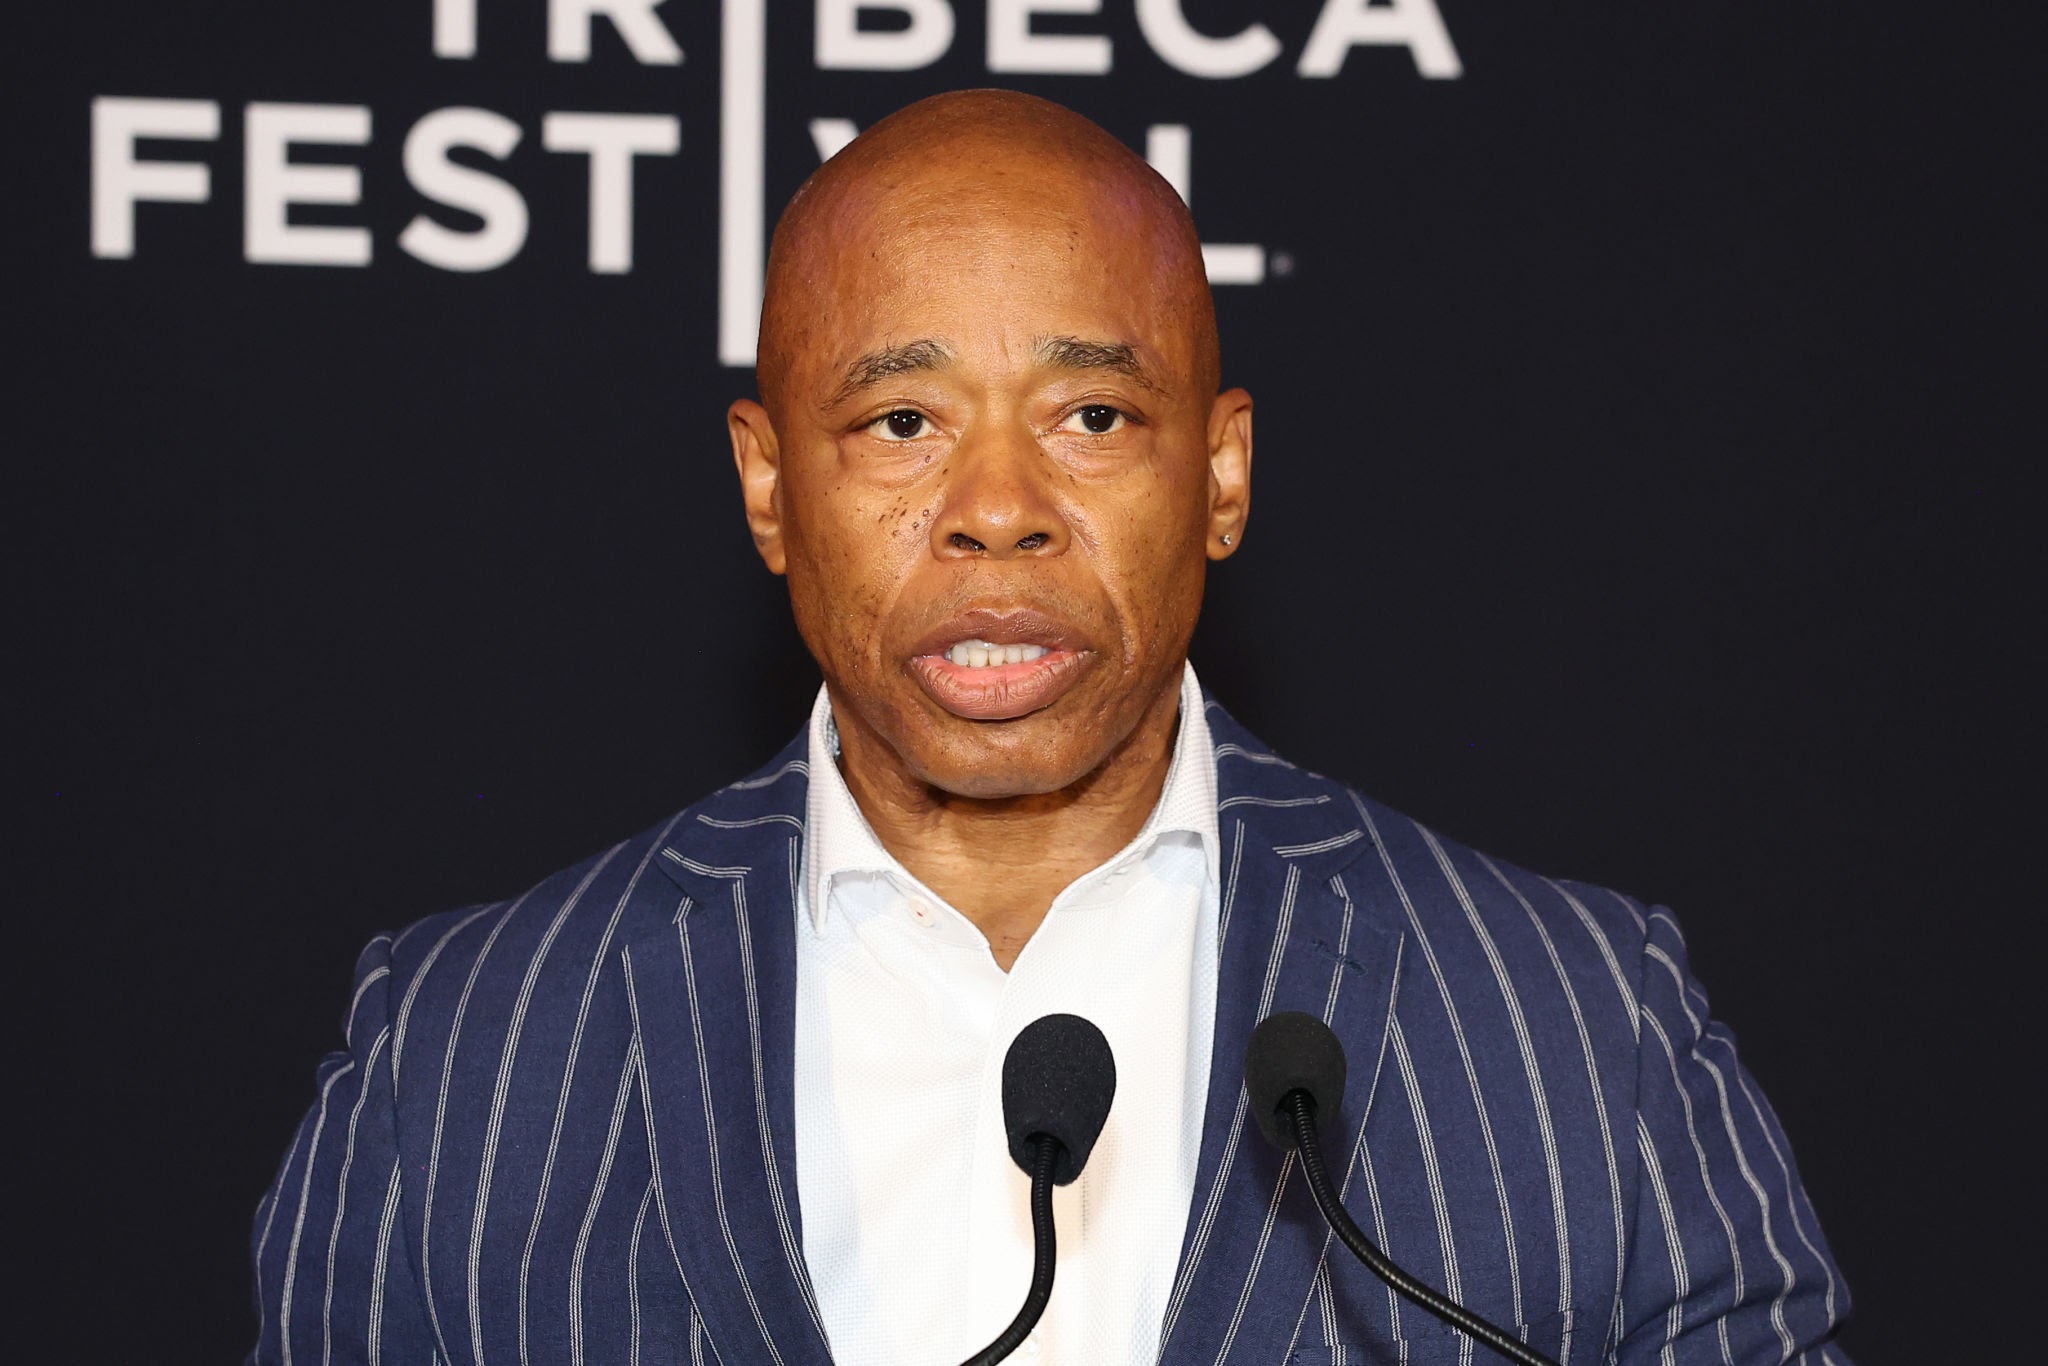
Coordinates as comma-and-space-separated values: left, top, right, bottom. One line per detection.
89, 0, 1460, 365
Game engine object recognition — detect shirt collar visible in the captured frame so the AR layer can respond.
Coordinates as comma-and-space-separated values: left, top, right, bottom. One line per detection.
800, 662, 1221, 931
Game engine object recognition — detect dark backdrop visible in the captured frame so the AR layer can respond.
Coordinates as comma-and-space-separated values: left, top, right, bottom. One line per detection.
12, 1, 2031, 1360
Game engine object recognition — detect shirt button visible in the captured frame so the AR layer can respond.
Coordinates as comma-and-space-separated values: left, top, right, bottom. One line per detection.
908, 901, 936, 927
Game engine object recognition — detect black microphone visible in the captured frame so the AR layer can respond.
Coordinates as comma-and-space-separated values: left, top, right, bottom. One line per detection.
1244, 1012, 1561, 1366
960, 1014, 1117, 1366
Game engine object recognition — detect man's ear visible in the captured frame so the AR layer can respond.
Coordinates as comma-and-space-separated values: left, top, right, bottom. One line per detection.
1205, 387, 1253, 560
728, 398, 788, 575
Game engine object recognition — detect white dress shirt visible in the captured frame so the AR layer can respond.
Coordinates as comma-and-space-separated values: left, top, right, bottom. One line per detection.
793, 664, 1221, 1366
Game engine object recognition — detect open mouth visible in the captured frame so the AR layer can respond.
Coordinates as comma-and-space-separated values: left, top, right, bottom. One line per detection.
907, 616, 1094, 721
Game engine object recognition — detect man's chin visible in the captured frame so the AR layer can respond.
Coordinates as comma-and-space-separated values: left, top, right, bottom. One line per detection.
831, 670, 1170, 806
911, 749, 1099, 804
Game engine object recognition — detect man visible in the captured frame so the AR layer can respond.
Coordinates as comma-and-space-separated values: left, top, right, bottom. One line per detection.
251, 91, 1852, 1365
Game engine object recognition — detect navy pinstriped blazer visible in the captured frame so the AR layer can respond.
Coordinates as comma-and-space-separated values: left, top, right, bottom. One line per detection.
250, 701, 1853, 1365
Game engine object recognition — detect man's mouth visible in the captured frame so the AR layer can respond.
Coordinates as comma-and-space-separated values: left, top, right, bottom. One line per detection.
906, 612, 1094, 721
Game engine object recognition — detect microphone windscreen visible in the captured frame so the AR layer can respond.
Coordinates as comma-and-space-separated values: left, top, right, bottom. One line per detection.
1243, 1011, 1348, 1150
1002, 1013, 1117, 1186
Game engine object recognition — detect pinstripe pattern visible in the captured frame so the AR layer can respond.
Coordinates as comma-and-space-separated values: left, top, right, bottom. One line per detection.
629, 1182, 652, 1365
1389, 1017, 1474, 1350
1298, 922, 1408, 1363
323, 1029, 392, 1364
253, 1112, 307, 1353
1644, 934, 1801, 1358
278, 1054, 358, 1363
1481, 850, 1628, 1353
421, 888, 535, 1364
663, 908, 787, 1364
733, 861, 828, 1344
1634, 1113, 1689, 1363
1160, 858, 1300, 1346
368, 1159, 402, 1362
1423, 833, 1572, 1327
1362, 802, 1525, 1328
523, 821, 672, 1364
252, 703, 1852, 1365
566, 1037, 642, 1365
1349, 1091, 1405, 1358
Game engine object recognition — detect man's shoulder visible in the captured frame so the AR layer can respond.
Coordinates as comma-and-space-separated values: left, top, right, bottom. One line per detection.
1207, 701, 1654, 978
370, 734, 813, 1045
1348, 782, 1652, 959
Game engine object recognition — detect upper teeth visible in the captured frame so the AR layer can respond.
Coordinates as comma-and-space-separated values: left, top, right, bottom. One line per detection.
945, 639, 1049, 668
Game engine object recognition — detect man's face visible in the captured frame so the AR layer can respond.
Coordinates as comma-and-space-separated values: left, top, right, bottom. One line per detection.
732, 156, 1250, 802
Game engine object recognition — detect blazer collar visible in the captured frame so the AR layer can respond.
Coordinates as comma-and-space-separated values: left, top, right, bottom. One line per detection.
622, 732, 834, 1366
1154, 699, 1409, 1365
624, 696, 1406, 1366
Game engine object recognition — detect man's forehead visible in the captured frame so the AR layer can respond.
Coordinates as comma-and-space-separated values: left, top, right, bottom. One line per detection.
812, 171, 1164, 282
757, 92, 1219, 410
783, 197, 1191, 405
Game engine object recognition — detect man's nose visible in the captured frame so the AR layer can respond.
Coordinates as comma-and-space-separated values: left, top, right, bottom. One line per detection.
930, 421, 1068, 560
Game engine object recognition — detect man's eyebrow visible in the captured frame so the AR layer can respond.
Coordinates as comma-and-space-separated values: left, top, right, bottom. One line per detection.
829, 339, 953, 408
1034, 335, 1164, 393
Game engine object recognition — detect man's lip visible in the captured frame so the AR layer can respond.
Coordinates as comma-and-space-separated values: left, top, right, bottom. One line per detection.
906, 607, 1088, 660
905, 606, 1096, 721
908, 648, 1091, 721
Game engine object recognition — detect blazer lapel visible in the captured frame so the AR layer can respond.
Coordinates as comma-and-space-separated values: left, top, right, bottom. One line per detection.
619, 739, 835, 1366
1158, 703, 1411, 1366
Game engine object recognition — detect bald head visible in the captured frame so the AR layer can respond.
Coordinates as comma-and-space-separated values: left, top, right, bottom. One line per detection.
755, 90, 1219, 415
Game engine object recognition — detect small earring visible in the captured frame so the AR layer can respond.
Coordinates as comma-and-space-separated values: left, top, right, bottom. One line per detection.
1220, 533, 1234, 546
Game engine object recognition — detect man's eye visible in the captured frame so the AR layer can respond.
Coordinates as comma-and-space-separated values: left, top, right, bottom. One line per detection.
872, 410, 930, 441
1061, 404, 1127, 436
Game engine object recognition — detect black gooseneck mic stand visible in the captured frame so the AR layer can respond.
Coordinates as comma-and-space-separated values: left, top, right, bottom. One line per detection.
961, 1133, 1060, 1366
1246, 1012, 1561, 1366
960, 1013, 1118, 1366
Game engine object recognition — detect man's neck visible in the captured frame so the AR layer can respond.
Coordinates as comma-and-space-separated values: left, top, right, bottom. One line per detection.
835, 686, 1183, 971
